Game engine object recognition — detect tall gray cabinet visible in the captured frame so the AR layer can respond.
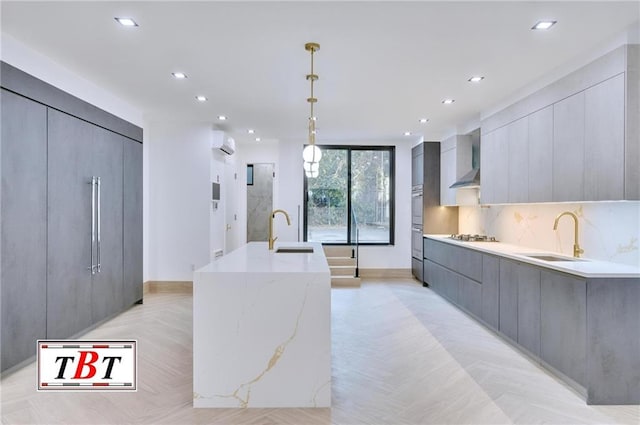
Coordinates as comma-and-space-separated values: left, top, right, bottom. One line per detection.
1, 62, 143, 372
1, 90, 48, 371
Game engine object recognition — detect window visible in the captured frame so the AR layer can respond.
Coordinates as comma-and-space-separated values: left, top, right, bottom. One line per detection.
304, 146, 394, 245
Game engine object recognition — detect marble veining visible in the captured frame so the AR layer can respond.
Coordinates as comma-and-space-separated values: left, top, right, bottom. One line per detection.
459, 202, 640, 267
193, 242, 331, 408
212, 282, 311, 408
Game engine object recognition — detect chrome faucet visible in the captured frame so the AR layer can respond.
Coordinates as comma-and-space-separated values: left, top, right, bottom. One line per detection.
268, 209, 291, 250
553, 211, 584, 258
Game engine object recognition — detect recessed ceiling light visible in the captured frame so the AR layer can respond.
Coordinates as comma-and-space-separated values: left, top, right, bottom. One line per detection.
531, 20, 557, 30
419, 118, 429, 124
218, 115, 227, 121
468, 76, 484, 83
442, 99, 455, 104
247, 129, 255, 134
195, 95, 207, 102
404, 131, 412, 136
255, 137, 261, 142
172, 72, 187, 79
114, 17, 138, 27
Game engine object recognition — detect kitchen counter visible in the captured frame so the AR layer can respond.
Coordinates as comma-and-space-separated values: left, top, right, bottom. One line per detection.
193, 242, 331, 408
196, 241, 330, 274
425, 235, 640, 278
423, 234, 640, 404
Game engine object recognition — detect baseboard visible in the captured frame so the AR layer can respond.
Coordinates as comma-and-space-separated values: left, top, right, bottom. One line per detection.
359, 268, 413, 279
143, 281, 193, 294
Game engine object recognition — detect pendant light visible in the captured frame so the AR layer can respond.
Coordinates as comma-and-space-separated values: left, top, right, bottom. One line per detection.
303, 42, 321, 177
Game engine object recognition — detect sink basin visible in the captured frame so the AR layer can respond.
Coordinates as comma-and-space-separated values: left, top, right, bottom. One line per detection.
520, 253, 585, 262
275, 247, 314, 253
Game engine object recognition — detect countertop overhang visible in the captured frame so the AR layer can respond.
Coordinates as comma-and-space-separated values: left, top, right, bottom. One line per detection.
424, 235, 640, 278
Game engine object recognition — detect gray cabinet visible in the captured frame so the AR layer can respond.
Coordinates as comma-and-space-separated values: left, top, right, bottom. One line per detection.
527, 106, 553, 202
541, 270, 587, 387
553, 92, 585, 202
47, 109, 124, 338
586, 278, 640, 404
460, 276, 482, 319
440, 147, 456, 206
440, 135, 473, 206
411, 144, 423, 186
480, 125, 508, 204
516, 263, 541, 357
1, 64, 143, 372
499, 259, 542, 355
123, 140, 143, 306
422, 237, 639, 404
481, 254, 499, 329
584, 74, 625, 201
90, 127, 124, 323
1, 90, 48, 371
424, 259, 459, 304
507, 117, 529, 203
498, 259, 519, 341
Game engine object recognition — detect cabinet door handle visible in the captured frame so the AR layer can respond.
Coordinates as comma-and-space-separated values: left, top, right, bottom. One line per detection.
96, 177, 101, 273
88, 177, 96, 274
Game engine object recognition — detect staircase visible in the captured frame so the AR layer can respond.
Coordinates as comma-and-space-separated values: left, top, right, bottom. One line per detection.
323, 245, 361, 287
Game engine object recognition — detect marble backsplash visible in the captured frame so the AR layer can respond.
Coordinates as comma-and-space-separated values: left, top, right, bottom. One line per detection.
458, 202, 640, 267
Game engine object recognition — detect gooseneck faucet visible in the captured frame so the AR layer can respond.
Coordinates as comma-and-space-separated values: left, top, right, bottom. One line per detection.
553, 211, 584, 258
269, 209, 291, 250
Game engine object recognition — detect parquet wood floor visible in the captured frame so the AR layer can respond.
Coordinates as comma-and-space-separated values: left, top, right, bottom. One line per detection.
1, 279, 638, 424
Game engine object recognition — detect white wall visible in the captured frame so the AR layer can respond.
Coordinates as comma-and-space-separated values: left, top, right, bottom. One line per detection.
146, 120, 212, 281
459, 202, 640, 267
0, 34, 143, 126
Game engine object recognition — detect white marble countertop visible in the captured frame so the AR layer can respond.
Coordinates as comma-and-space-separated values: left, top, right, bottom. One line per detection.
196, 241, 329, 274
424, 235, 640, 278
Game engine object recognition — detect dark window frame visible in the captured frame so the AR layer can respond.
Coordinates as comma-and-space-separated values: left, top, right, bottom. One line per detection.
303, 145, 395, 246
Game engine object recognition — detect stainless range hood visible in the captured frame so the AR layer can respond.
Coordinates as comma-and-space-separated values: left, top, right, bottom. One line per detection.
449, 168, 480, 189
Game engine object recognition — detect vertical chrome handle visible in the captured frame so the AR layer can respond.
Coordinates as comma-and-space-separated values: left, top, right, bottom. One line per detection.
89, 177, 96, 274
96, 177, 101, 273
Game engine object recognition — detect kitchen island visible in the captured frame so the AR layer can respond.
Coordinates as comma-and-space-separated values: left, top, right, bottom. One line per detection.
193, 242, 331, 408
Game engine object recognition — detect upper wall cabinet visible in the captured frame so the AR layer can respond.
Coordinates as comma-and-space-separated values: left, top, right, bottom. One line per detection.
480, 125, 508, 204
527, 106, 553, 203
411, 143, 424, 187
552, 91, 585, 202
584, 73, 625, 201
440, 135, 472, 206
480, 44, 636, 204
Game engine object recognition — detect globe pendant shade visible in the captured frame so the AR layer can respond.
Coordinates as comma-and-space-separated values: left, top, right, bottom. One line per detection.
302, 145, 322, 163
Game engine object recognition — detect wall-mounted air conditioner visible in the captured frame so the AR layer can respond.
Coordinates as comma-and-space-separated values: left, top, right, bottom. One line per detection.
212, 130, 236, 155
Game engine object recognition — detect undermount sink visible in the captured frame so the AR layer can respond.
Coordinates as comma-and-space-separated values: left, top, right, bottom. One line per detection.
519, 253, 585, 262
275, 247, 314, 253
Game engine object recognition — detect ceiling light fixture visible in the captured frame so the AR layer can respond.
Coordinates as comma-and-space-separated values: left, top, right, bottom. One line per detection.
172, 72, 187, 79
419, 118, 429, 124
468, 76, 484, 83
531, 20, 557, 30
442, 99, 455, 104
248, 129, 255, 134
302, 42, 322, 178
115, 17, 138, 27
255, 137, 261, 142
195, 95, 207, 102
217, 115, 227, 121
404, 131, 412, 136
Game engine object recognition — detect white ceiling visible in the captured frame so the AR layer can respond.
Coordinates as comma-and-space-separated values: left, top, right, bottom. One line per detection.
2, 1, 638, 145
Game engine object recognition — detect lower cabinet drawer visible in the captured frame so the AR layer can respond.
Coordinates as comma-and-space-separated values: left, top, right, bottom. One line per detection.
460, 276, 482, 319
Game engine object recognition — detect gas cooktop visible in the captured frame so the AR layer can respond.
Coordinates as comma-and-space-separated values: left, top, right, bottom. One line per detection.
449, 234, 498, 242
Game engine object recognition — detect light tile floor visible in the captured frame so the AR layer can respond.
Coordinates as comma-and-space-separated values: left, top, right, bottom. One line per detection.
1, 279, 638, 424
